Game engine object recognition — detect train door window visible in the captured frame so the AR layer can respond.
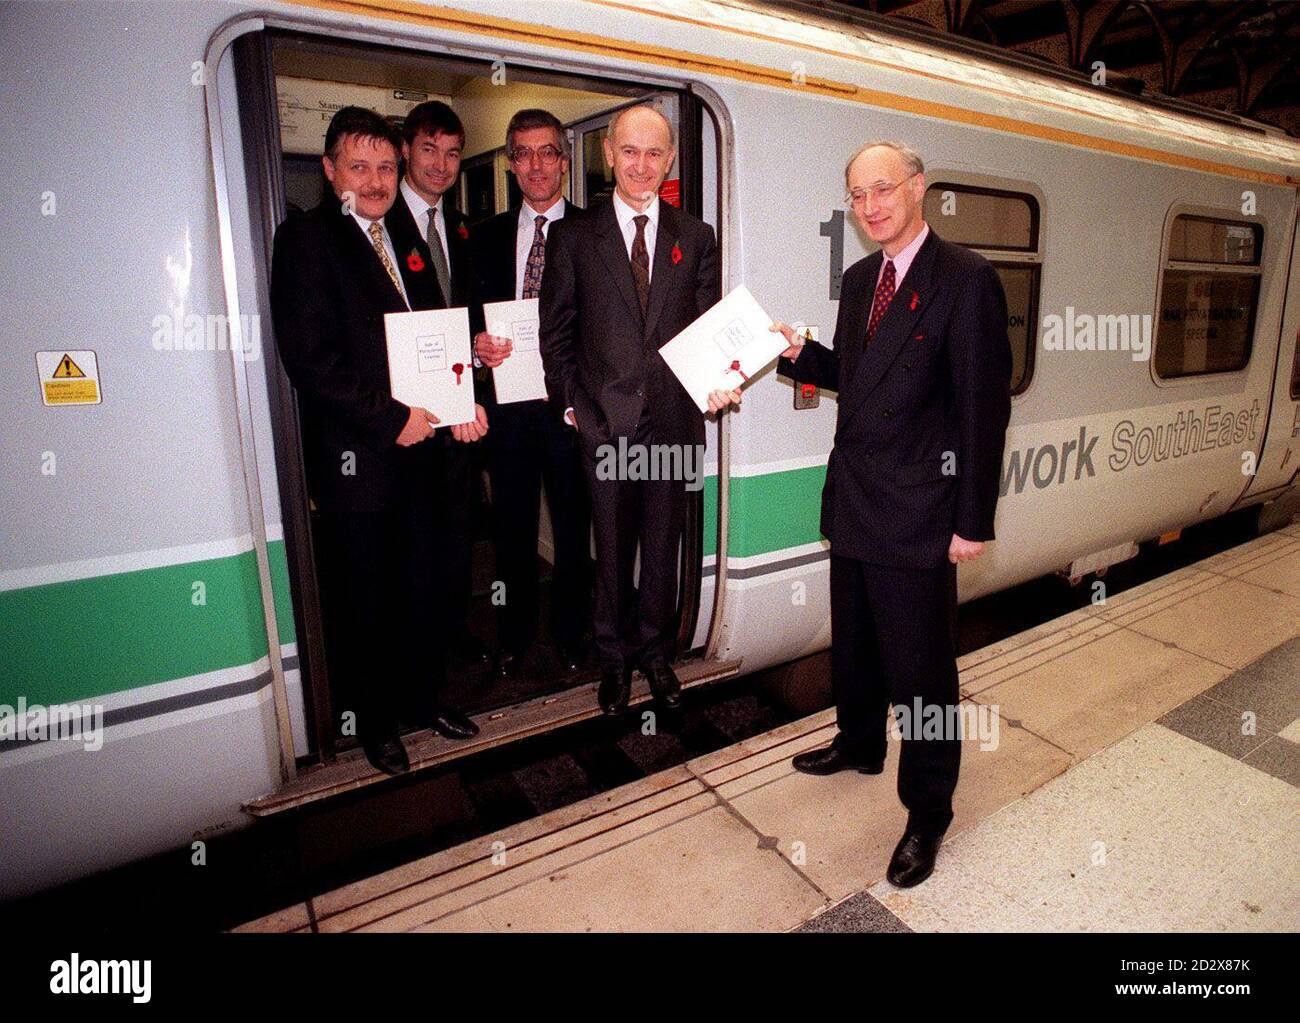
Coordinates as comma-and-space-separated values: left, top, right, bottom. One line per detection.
460, 153, 497, 222
575, 124, 613, 205
924, 182, 1042, 394
570, 96, 684, 209
1154, 213, 1262, 379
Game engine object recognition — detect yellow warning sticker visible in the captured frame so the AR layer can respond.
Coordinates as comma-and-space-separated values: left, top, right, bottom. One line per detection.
37, 350, 101, 406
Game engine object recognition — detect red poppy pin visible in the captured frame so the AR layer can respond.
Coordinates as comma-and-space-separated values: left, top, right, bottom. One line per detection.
909, 291, 919, 311
671, 243, 682, 265
457, 223, 469, 241
406, 249, 424, 272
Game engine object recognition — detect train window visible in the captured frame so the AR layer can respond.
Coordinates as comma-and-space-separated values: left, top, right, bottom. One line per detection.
996, 264, 1039, 396
1155, 213, 1262, 378
922, 184, 1037, 252
925, 182, 1041, 395
1168, 215, 1261, 266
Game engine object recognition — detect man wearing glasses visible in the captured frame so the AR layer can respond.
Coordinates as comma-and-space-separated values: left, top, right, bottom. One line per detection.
745, 141, 1012, 887
472, 109, 593, 680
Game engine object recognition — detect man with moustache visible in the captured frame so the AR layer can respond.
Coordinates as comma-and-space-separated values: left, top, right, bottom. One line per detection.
388, 99, 493, 680
751, 141, 1011, 886
540, 105, 736, 715
471, 109, 592, 679
270, 107, 488, 776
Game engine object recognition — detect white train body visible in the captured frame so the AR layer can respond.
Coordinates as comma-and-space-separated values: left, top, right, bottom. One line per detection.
1, 0, 1297, 899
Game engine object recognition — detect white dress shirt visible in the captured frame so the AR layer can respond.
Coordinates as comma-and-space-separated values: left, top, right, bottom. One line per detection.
350, 210, 409, 308
515, 198, 567, 300
400, 177, 450, 266
611, 190, 659, 282
877, 222, 930, 290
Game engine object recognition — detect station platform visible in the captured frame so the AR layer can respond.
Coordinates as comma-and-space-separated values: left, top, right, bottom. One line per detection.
236, 525, 1300, 933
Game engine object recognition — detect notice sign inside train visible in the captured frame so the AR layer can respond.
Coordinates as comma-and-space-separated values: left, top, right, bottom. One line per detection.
37, 350, 101, 406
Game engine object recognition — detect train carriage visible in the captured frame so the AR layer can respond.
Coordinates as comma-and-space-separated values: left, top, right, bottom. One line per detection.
1, 0, 1297, 899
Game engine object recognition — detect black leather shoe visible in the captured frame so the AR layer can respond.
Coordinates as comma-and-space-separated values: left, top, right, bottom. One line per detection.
597, 666, 632, 715
362, 736, 410, 776
791, 743, 884, 776
429, 704, 479, 740
641, 658, 682, 710
450, 632, 490, 665
886, 825, 948, 888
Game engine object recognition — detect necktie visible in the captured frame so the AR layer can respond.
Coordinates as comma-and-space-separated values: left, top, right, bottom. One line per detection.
426, 205, 452, 306
522, 214, 547, 299
367, 221, 403, 296
865, 258, 896, 347
630, 214, 650, 318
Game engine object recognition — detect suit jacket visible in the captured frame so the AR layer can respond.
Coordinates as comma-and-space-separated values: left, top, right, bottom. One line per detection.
388, 188, 485, 336
269, 197, 446, 512
472, 200, 583, 408
778, 228, 1012, 569
539, 198, 720, 449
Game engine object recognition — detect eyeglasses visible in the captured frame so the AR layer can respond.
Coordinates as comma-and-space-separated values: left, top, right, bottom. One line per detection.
845, 172, 918, 208
509, 145, 564, 166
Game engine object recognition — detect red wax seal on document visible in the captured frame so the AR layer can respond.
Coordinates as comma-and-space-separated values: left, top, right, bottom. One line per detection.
452, 362, 465, 385
728, 359, 749, 382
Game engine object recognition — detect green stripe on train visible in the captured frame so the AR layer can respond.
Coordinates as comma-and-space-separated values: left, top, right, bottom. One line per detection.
707, 464, 827, 558
0, 465, 828, 706
0, 542, 296, 707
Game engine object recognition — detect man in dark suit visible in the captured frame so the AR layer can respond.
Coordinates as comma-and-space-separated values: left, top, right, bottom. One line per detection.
540, 104, 729, 715
765, 141, 1012, 887
389, 100, 493, 671
270, 107, 487, 776
471, 109, 592, 678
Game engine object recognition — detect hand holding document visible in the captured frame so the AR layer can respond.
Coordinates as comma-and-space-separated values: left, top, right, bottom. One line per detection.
658, 284, 787, 414
484, 297, 547, 404
385, 307, 476, 428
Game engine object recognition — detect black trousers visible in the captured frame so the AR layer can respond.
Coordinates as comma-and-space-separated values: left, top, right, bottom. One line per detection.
830, 553, 961, 829
581, 411, 686, 672
315, 448, 448, 743
485, 398, 592, 653
440, 432, 477, 633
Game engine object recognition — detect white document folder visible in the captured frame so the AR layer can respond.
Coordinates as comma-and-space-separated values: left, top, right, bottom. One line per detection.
484, 297, 547, 404
658, 284, 785, 414
384, 307, 476, 427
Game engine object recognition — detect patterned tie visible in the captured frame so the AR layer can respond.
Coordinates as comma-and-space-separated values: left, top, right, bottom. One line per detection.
367, 221, 403, 295
865, 258, 896, 347
426, 206, 452, 306
522, 214, 547, 299
630, 214, 650, 318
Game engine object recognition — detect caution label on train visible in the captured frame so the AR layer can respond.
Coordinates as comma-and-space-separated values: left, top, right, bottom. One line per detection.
37, 350, 102, 406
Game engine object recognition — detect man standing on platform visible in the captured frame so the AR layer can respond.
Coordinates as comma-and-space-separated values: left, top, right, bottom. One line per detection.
741, 140, 1012, 886
472, 109, 592, 679
540, 105, 732, 715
